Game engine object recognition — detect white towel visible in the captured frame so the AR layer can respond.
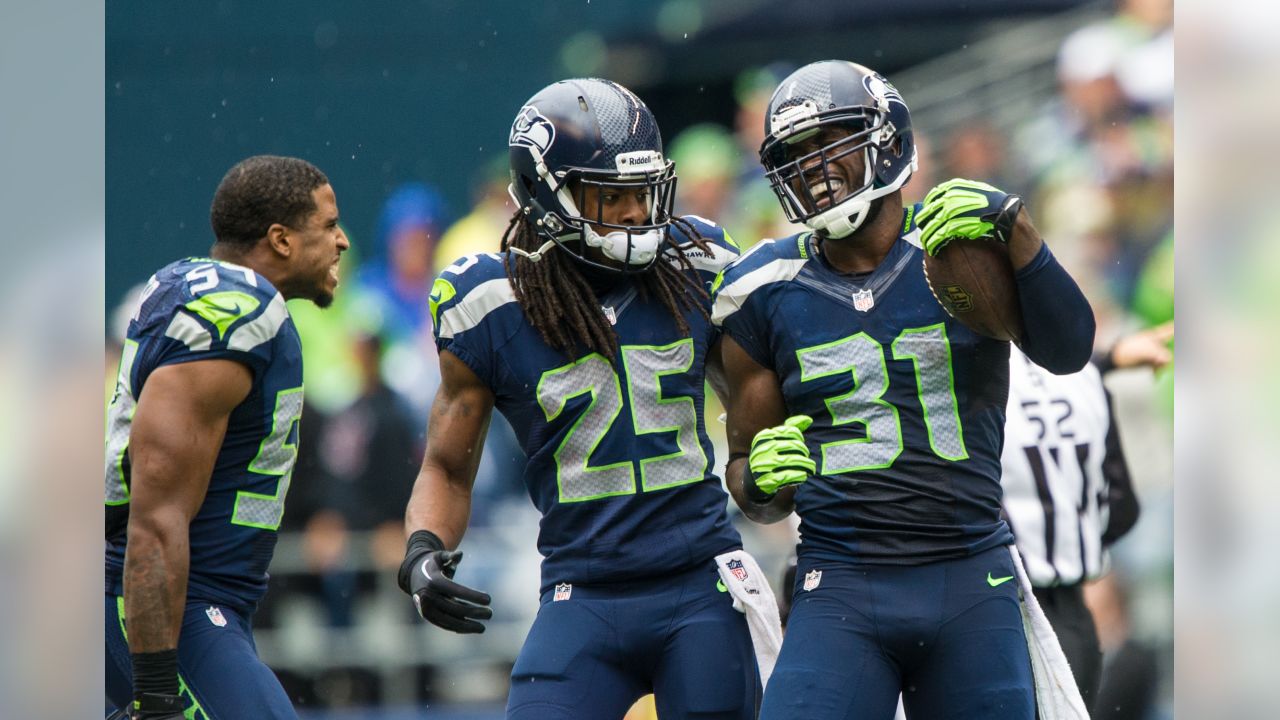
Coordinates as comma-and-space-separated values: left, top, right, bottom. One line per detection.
714, 549, 784, 688
1010, 545, 1092, 719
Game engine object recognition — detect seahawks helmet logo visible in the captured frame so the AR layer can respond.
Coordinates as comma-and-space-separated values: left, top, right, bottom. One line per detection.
510, 105, 555, 154
863, 73, 906, 110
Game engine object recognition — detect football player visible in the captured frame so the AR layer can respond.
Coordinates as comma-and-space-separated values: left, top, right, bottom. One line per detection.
712, 61, 1096, 719
104, 156, 350, 719
399, 78, 760, 719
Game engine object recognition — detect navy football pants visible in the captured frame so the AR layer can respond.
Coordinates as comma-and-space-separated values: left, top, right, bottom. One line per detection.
506, 560, 760, 719
761, 545, 1034, 720
105, 594, 296, 719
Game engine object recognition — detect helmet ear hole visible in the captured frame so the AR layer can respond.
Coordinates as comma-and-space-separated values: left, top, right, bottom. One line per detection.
521, 174, 538, 197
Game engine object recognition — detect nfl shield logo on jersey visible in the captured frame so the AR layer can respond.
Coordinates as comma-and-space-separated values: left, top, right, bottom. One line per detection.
803, 569, 822, 592
728, 558, 749, 582
602, 305, 617, 325
852, 289, 875, 312
205, 606, 228, 627
553, 583, 573, 602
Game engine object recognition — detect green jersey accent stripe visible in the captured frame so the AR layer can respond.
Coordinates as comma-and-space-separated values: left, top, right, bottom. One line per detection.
429, 277, 457, 326
184, 291, 262, 341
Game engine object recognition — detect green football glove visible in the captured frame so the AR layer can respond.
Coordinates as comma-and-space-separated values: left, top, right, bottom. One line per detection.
916, 178, 1024, 256
745, 415, 816, 502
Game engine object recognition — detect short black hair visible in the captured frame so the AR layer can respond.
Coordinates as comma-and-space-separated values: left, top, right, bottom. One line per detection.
209, 155, 329, 248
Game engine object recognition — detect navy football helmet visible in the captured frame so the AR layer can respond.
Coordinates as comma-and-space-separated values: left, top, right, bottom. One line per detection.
760, 61, 917, 238
508, 78, 676, 272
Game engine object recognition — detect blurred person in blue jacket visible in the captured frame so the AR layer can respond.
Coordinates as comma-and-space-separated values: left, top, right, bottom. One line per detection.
352, 182, 450, 343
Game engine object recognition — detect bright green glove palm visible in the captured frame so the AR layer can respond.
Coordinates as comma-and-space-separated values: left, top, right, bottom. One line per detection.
916, 178, 1024, 256
748, 415, 816, 495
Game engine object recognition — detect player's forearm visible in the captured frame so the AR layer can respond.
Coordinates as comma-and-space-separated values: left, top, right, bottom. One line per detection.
1014, 242, 1096, 374
405, 461, 473, 550
1007, 208, 1045, 272
122, 512, 190, 652
726, 459, 795, 524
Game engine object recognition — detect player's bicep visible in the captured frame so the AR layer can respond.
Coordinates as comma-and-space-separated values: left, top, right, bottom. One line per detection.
422, 349, 496, 489
721, 335, 789, 455
706, 337, 730, 406
129, 358, 254, 521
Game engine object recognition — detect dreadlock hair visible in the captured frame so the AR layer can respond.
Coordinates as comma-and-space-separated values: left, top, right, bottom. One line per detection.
501, 215, 714, 360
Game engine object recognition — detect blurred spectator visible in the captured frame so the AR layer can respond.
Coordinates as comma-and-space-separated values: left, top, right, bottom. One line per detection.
348, 183, 449, 417
1131, 231, 1173, 329
942, 122, 1011, 190
1012, 0, 1173, 330
352, 183, 450, 343
1112, 0, 1174, 110
434, 155, 516, 268
732, 66, 777, 170
291, 332, 424, 627
901, 128, 935, 206
668, 123, 739, 227
317, 334, 423, 545
729, 64, 799, 245
1130, 231, 1174, 421
287, 237, 365, 414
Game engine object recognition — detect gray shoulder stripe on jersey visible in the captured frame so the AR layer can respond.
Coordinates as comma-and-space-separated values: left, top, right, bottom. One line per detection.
164, 312, 212, 351
437, 277, 517, 339
228, 293, 289, 351
664, 241, 738, 273
903, 227, 922, 249
710, 257, 807, 326
214, 259, 259, 287
736, 237, 778, 262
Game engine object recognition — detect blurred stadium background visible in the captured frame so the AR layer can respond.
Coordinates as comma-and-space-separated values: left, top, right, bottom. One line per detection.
106, 1, 1172, 718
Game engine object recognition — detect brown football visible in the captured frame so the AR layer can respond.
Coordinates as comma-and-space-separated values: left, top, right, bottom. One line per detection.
922, 237, 1023, 343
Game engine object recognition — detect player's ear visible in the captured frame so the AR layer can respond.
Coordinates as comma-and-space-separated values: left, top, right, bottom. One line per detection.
265, 222, 292, 258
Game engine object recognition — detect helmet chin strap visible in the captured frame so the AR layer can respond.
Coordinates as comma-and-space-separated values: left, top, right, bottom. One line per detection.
508, 237, 558, 262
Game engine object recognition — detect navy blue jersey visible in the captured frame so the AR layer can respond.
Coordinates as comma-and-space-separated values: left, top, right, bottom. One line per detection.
712, 207, 1015, 565
105, 258, 304, 610
431, 217, 743, 592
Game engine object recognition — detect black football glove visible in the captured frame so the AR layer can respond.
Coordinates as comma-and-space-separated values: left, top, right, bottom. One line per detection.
398, 530, 492, 634
127, 693, 184, 719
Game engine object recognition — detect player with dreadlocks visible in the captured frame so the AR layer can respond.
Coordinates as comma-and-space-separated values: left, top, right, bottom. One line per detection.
500, 195, 712, 360
397, 78, 778, 719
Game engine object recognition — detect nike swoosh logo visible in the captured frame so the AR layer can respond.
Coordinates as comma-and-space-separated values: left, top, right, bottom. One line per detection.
987, 573, 1015, 587
204, 301, 242, 316
716, 579, 728, 593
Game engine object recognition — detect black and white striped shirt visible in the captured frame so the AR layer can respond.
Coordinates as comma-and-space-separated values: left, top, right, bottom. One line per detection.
1000, 347, 1139, 587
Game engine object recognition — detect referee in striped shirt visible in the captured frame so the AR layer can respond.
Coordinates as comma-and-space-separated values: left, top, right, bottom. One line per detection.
1000, 323, 1171, 709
